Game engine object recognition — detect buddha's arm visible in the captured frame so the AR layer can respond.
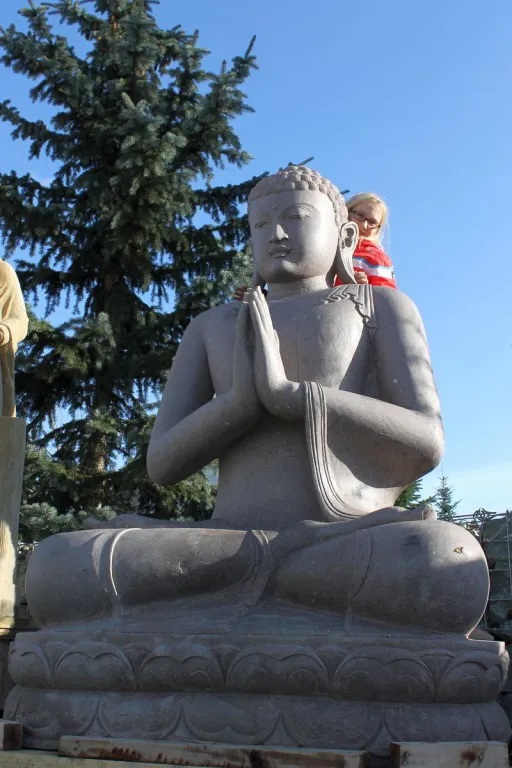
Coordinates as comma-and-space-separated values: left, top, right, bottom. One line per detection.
316, 289, 444, 473
251, 286, 443, 472
147, 310, 260, 486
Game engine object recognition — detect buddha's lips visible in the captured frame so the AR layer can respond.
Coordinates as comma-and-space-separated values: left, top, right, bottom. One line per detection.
269, 246, 291, 257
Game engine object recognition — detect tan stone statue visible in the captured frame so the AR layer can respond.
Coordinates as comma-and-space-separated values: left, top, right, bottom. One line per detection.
0, 260, 27, 627
5, 168, 509, 761
0, 260, 28, 418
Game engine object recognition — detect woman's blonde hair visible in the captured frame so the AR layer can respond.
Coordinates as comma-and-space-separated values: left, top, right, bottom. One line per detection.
346, 192, 388, 243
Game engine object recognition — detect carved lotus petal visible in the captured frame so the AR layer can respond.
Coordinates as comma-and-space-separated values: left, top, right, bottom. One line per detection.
98, 692, 180, 740
6, 688, 97, 741
386, 702, 480, 743
419, 650, 455, 684
42, 643, 69, 674
332, 650, 435, 703
226, 647, 329, 694
122, 644, 154, 675
481, 700, 512, 742
54, 642, 135, 690
436, 654, 506, 703
139, 643, 223, 692
182, 694, 280, 744
8, 641, 52, 688
284, 698, 380, 749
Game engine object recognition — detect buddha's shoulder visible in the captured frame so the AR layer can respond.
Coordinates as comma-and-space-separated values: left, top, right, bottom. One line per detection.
187, 302, 240, 333
372, 286, 422, 320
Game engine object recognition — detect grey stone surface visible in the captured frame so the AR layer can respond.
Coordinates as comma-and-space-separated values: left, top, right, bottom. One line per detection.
7, 689, 510, 756
6, 166, 509, 759
7, 620, 509, 702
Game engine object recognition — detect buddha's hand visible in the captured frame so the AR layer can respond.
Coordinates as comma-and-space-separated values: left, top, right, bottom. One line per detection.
231, 300, 260, 416
249, 287, 303, 420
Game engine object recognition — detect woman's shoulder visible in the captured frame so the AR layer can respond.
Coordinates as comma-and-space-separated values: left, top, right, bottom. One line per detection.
355, 238, 393, 266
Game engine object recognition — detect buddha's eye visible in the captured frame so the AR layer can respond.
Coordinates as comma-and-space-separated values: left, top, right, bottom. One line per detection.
286, 211, 310, 220
253, 220, 269, 229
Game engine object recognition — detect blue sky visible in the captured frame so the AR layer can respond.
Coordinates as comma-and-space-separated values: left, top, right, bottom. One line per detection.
0, 1, 511, 513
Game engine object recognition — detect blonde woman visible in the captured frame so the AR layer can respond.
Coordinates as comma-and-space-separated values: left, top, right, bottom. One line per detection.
338, 193, 396, 288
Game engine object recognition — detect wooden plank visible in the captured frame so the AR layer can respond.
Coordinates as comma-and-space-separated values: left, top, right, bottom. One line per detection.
0, 719, 23, 750
59, 736, 369, 767
0, 751, 181, 768
390, 741, 509, 767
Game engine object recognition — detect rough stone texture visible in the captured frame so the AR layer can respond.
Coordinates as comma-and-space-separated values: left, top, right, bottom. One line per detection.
8, 623, 507, 703
6, 167, 509, 761
7, 689, 510, 756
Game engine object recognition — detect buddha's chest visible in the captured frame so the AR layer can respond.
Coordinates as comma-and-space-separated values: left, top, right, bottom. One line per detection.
206, 292, 374, 394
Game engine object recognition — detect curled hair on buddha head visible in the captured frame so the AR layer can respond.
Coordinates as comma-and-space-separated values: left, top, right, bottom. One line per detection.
248, 165, 357, 286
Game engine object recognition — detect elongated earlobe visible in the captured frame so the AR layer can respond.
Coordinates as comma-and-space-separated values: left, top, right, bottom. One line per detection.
333, 221, 359, 284
342, 222, 358, 251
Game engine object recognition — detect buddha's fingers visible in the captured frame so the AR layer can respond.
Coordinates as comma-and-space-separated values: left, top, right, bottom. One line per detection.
249, 290, 270, 350
253, 286, 274, 335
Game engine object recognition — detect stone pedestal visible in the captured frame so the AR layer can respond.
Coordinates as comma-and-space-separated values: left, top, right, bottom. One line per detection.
5, 599, 511, 762
0, 418, 25, 625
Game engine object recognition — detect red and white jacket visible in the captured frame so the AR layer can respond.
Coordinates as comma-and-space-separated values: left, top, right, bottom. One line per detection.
335, 238, 397, 289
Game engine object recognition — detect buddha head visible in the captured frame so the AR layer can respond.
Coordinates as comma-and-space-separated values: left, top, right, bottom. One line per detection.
248, 166, 358, 288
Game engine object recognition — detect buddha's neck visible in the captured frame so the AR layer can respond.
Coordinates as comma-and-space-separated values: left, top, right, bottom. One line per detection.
266, 276, 330, 301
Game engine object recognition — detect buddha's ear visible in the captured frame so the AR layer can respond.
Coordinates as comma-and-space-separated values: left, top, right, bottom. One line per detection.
333, 221, 359, 285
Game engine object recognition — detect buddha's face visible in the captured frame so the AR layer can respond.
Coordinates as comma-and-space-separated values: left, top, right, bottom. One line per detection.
249, 189, 339, 284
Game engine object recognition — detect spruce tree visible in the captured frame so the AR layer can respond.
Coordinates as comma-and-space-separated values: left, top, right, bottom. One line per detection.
433, 474, 460, 522
395, 479, 433, 509
396, 480, 423, 509
0, 0, 262, 541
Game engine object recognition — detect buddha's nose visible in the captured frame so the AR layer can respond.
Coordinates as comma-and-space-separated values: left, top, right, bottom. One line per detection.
273, 224, 287, 240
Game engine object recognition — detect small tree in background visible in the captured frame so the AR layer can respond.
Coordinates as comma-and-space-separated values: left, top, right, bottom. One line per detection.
0, 0, 263, 541
433, 474, 460, 522
395, 479, 433, 509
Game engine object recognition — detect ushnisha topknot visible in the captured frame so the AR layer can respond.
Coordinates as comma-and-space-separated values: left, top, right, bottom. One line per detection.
248, 166, 348, 229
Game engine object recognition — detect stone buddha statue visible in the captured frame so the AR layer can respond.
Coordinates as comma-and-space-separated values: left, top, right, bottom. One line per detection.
6, 168, 509, 762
